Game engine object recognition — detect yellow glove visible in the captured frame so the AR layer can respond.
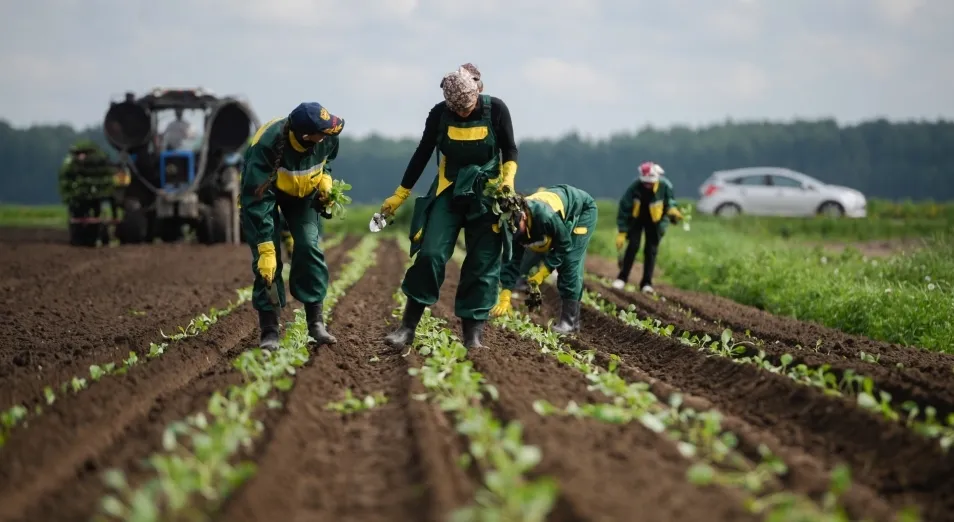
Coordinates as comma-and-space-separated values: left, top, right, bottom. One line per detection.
316, 173, 333, 200
501, 161, 517, 193
489, 289, 513, 317
381, 186, 411, 216
527, 265, 551, 287
667, 207, 683, 223
257, 241, 277, 285
616, 232, 627, 251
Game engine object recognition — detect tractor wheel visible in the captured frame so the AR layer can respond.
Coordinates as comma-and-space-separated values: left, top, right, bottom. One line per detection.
198, 197, 233, 244
68, 223, 99, 247
116, 199, 148, 244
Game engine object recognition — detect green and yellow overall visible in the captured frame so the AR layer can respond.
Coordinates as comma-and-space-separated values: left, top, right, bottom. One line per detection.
240, 117, 337, 313
616, 177, 681, 286
403, 94, 513, 319
499, 184, 598, 302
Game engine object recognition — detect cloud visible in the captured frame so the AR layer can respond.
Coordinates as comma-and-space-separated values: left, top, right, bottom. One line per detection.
520, 58, 622, 104
0, 0, 951, 137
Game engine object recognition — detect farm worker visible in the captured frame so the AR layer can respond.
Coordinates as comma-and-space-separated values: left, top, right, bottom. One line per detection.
381, 66, 519, 350
58, 140, 121, 246
240, 101, 345, 350
613, 161, 683, 293
490, 185, 598, 334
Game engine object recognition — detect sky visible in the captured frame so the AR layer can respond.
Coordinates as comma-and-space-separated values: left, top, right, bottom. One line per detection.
1, 0, 952, 140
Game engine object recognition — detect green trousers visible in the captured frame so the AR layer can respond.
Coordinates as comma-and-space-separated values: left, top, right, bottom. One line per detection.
245, 192, 328, 311
503, 204, 597, 301
401, 190, 503, 320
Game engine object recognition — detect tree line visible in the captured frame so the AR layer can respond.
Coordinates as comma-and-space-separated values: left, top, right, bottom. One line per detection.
1, 117, 951, 205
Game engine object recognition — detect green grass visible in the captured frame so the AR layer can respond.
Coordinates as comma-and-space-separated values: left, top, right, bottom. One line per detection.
0, 204, 68, 228
603, 220, 954, 352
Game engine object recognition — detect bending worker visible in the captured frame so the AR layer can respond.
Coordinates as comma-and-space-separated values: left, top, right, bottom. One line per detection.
613, 161, 683, 293
240, 102, 345, 350
380, 66, 519, 350
490, 184, 598, 334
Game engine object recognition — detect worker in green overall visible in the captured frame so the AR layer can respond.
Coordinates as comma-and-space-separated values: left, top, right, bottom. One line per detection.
490, 185, 598, 334
381, 66, 519, 349
240, 102, 345, 350
614, 161, 683, 293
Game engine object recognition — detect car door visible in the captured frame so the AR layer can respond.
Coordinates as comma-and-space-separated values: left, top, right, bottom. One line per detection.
770, 174, 821, 216
731, 174, 774, 215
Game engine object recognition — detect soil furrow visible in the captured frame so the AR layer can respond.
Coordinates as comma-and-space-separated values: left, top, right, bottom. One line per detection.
220, 238, 473, 522
585, 255, 954, 381
434, 262, 758, 521
0, 240, 353, 522
0, 239, 352, 413
583, 279, 954, 421
539, 284, 954, 521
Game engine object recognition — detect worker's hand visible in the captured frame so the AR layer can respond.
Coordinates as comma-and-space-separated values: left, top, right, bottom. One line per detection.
615, 231, 627, 251
500, 161, 518, 193
667, 208, 684, 224
316, 173, 333, 201
257, 241, 278, 285
381, 186, 411, 216
281, 232, 295, 256
526, 265, 551, 287
490, 289, 513, 317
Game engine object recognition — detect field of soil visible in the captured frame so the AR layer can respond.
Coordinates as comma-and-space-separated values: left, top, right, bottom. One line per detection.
0, 226, 952, 521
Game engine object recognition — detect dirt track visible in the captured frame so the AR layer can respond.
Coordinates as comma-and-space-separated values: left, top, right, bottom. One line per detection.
0, 228, 952, 521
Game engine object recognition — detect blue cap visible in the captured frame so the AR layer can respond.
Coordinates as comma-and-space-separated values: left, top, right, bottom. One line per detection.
288, 102, 344, 137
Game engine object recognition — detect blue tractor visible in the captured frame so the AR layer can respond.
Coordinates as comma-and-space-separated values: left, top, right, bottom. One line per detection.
102, 87, 259, 244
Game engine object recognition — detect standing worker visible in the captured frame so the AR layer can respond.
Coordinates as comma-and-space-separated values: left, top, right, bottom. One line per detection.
613, 161, 683, 292
381, 66, 519, 350
490, 184, 598, 334
240, 102, 345, 350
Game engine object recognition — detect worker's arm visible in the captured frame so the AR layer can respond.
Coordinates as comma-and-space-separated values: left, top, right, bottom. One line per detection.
239, 143, 277, 245
399, 103, 443, 190
616, 183, 636, 232
541, 216, 572, 272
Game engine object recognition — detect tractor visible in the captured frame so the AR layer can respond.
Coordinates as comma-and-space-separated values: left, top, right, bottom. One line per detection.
103, 87, 259, 245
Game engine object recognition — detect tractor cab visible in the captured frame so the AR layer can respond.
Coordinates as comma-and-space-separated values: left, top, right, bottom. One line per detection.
103, 87, 259, 244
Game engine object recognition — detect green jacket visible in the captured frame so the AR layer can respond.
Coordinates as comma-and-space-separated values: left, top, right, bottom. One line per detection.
520, 184, 596, 272
58, 141, 117, 205
616, 177, 678, 233
240, 117, 339, 246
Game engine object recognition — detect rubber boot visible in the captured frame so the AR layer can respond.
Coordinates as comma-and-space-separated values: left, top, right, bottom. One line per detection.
551, 299, 581, 335
305, 302, 337, 346
385, 299, 425, 349
461, 319, 485, 349
258, 309, 281, 350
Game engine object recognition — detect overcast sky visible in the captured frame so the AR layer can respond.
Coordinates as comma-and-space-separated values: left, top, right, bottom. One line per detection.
1, 0, 952, 140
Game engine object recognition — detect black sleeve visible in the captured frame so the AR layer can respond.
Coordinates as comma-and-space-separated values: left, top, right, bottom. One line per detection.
400, 103, 444, 189
490, 97, 518, 164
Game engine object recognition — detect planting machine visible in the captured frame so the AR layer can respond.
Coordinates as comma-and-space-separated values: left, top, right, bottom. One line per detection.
103, 87, 259, 244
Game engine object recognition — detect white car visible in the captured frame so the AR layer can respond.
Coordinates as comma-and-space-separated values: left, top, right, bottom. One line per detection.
695, 167, 867, 218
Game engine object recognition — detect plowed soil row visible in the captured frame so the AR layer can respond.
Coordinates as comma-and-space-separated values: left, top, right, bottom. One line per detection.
0, 236, 354, 522
584, 255, 954, 421
585, 255, 954, 380
436, 261, 757, 521
219, 239, 477, 522
528, 281, 953, 521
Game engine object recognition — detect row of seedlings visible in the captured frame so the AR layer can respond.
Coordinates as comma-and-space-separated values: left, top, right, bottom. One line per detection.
580, 280, 954, 452
95, 234, 376, 521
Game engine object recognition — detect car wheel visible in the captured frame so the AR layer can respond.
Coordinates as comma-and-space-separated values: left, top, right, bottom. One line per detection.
714, 203, 742, 218
817, 201, 845, 218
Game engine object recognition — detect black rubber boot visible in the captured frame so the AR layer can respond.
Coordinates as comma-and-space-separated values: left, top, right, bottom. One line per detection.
384, 299, 425, 349
258, 309, 281, 351
461, 319, 485, 349
551, 299, 581, 335
305, 302, 337, 346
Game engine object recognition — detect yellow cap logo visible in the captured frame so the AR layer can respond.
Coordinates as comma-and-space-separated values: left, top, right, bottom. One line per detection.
319, 107, 330, 120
